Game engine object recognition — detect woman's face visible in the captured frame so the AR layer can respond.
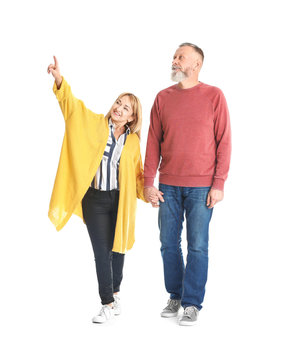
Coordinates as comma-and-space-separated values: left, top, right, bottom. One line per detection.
110, 95, 134, 125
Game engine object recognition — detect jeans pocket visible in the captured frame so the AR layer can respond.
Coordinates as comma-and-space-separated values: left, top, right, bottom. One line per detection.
189, 187, 211, 202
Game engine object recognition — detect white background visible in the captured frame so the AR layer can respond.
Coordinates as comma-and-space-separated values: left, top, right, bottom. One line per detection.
1, 0, 281, 359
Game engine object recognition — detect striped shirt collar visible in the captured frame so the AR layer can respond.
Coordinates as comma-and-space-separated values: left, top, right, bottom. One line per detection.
108, 118, 130, 135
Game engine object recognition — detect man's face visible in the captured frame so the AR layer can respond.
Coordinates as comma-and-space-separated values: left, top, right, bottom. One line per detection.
171, 46, 199, 82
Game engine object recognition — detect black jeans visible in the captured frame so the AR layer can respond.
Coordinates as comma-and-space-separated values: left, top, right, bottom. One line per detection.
82, 187, 125, 305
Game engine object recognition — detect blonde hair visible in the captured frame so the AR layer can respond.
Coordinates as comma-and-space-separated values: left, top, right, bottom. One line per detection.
105, 93, 142, 139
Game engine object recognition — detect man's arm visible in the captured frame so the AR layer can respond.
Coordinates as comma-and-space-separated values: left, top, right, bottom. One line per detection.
207, 89, 231, 208
144, 95, 163, 186
212, 89, 232, 192
144, 95, 165, 206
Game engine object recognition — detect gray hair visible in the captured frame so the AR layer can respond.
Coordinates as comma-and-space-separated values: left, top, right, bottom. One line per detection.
179, 42, 204, 62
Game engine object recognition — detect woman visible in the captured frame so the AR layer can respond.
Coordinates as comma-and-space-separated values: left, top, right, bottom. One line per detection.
47, 56, 147, 324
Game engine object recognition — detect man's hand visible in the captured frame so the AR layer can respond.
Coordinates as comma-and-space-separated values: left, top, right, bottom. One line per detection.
144, 186, 164, 208
206, 188, 224, 208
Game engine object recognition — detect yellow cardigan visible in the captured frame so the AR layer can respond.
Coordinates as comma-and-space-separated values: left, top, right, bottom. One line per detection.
48, 77, 147, 253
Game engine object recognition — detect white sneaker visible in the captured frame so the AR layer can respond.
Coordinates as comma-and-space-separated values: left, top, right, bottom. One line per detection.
92, 305, 114, 324
113, 294, 121, 315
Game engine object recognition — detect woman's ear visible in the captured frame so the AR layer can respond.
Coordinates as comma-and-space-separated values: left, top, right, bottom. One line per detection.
127, 115, 135, 123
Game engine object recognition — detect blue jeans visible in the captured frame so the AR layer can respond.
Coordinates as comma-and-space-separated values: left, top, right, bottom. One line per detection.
158, 183, 214, 310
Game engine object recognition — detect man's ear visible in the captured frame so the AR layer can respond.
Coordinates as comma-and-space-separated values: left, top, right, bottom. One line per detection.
194, 59, 202, 71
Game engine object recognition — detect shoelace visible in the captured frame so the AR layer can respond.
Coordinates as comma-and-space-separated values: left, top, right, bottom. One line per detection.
98, 305, 112, 319
165, 299, 179, 310
183, 306, 196, 318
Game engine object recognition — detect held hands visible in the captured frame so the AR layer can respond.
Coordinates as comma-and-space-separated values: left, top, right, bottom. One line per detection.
144, 186, 164, 208
206, 188, 224, 208
47, 55, 62, 89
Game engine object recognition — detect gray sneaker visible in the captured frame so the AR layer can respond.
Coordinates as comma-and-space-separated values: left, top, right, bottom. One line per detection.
179, 306, 199, 326
161, 299, 181, 318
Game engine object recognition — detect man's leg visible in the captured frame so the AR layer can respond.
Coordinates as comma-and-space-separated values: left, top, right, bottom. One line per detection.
158, 183, 185, 300
182, 186, 213, 310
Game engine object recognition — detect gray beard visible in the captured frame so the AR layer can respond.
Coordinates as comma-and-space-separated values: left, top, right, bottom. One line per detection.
171, 70, 187, 82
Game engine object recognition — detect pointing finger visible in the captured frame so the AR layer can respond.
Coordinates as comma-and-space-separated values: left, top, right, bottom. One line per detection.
53, 55, 58, 67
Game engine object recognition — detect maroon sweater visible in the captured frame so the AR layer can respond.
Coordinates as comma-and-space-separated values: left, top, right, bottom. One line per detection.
144, 82, 231, 191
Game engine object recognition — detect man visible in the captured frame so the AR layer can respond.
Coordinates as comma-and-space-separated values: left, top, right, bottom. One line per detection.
144, 43, 231, 326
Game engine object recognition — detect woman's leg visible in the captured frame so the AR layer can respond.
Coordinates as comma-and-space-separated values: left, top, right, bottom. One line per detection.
110, 190, 125, 293
82, 188, 115, 305
112, 252, 125, 293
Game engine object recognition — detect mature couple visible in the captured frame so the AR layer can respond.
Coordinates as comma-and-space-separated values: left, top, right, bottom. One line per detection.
47, 43, 231, 326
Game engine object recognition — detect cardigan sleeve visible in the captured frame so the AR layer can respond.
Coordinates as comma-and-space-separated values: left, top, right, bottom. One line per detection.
135, 149, 149, 203
53, 77, 97, 122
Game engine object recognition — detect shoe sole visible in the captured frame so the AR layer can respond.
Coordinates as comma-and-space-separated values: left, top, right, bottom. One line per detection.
92, 319, 106, 323
92, 318, 114, 323
179, 320, 197, 326
160, 312, 179, 318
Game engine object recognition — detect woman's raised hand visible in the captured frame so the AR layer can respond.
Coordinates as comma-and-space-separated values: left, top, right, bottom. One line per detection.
47, 56, 62, 89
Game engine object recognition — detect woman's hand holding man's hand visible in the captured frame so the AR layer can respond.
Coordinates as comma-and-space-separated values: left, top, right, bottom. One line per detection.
144, 187, 164, 208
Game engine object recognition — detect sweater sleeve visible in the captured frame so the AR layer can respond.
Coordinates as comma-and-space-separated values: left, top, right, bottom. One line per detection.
144, 95, 163, 187
53, 77, 94, 122
212, 90, 232, 191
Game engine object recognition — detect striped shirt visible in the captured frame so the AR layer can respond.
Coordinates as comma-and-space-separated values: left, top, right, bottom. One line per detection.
91, 118, 130, 191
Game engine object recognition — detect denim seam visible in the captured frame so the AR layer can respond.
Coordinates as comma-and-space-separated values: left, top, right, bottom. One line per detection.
181, 200, 212, 309
182, 213, 190, 306
182, 206, 203, 308
175, 193, 184, 300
